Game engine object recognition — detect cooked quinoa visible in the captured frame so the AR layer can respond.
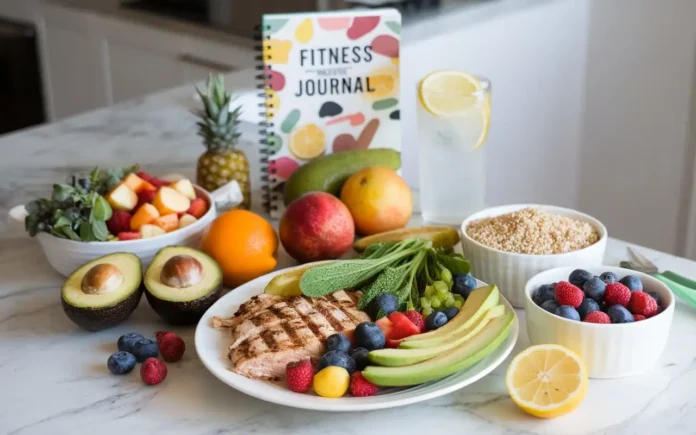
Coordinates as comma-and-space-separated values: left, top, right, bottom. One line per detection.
466, 207, 600, 255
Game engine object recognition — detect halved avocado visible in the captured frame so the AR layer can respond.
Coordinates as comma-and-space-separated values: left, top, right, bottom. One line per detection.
61, 252, 143, 331
144, 246, 222, 325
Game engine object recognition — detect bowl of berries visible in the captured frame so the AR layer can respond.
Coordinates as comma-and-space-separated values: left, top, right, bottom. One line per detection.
525, 266, 674, 378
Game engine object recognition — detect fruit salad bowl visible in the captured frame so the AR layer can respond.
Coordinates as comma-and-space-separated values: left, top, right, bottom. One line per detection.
10, 185, 220, 277
525, 266, 675, 378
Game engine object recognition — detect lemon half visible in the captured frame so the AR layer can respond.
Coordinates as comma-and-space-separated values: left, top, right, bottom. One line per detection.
506, 344, 588, 419
418, 70, 491, 150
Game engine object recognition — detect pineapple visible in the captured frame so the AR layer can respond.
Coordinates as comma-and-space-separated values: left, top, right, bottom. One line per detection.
194, 75, 250, 209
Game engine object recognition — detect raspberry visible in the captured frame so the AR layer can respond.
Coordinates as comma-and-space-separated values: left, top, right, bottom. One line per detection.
107, 211, 131, 235
403, 310, 426, 333
583, 311, 610, 324
628, 291, 658, 317
136, 189, 157, 208
285, 359, 313, 393
604, 282, 631, 307
634, 314, 646, 321
159, 333, 186, 362
554, 281, 583, 308
155, 331, 170, 347
349, 371, 378, 397
140, 358, 167, 385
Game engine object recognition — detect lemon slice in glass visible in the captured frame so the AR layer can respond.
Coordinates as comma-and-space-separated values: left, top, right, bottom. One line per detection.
418, 70, 491, 150
506, 344, 588, 419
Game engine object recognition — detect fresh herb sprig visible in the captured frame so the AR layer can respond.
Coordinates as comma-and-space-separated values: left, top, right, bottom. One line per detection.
24, 165, 137, 242
299, 238, 471, 312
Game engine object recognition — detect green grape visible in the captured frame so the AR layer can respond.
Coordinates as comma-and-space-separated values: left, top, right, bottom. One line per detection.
440, 268, 453, 283
453, 294, 465, 303
431, 298, 442, 309
445, 294, 455, 307
422, 306, 433, 317
434, 281, 449, 294
454, 300, 463, 309
424, 285, 435, 297
421, 297, 431, 310
436, 292, 448, 303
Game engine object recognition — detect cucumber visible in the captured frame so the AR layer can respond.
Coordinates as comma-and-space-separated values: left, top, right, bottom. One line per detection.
283, 149, 401, 206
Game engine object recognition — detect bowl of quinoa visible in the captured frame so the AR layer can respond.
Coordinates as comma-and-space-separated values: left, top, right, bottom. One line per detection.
460, 204, 607, 307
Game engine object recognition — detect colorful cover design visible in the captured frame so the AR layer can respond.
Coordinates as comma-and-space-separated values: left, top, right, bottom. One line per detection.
259, 9, 402, 217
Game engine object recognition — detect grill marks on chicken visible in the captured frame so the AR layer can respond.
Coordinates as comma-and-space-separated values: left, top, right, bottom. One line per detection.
213, 291, 370, 380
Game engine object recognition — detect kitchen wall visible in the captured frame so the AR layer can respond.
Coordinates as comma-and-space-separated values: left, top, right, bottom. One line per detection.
0, 0, 38, 22
579, 0, 696, 256
400, 0, 590, 210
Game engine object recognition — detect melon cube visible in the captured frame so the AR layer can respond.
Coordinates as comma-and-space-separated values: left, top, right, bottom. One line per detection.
130, 203, 160, 230
178, 214, 198, 229
139, 224, 166, 239
106, 183, 138, 211
153, 214, 178, 233
170, 178, 196, 200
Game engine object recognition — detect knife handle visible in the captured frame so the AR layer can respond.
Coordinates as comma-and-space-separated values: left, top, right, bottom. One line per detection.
654, 274, 696, 308
661, 271, 696, 291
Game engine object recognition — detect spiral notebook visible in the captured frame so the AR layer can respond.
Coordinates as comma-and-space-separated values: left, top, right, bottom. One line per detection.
256, 8, 402, 218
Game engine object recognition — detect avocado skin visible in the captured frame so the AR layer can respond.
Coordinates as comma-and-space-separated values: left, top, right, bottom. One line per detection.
61, 287, 142, 331
283, 149, 401, 206
144, 285, 221, 325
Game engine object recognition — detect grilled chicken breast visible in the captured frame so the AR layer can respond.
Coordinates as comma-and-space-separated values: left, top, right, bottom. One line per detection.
213, 290, 370, 380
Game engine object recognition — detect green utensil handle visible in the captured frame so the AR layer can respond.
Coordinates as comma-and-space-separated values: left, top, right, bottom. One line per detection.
662, 270, 696, 290
654, 274, 696, 308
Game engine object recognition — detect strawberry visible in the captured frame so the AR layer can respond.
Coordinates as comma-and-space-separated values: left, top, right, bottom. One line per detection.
285, 359, 313, 393
349, 372, 378, 397
187, 198, 208, 219
136, 171, 154, 182
107, 211, 132, 235
117, 231, 141, 241
554, 281, 584, 308
403, 310, 426, 333
628, 291, 658, 317
386, 338, 402, 348
388, 312, 421, 340
137, 189, 157, 208
604, 282, 631, 307
159, 333, 186, 362
137, 171, 168, 188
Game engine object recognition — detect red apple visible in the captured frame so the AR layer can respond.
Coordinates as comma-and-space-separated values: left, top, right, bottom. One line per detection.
279, 192, 355, 263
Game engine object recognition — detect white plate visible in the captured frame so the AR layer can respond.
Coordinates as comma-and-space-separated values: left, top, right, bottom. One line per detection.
195, 264, 519, 412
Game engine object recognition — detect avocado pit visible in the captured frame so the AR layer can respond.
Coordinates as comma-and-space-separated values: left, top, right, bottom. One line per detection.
81, 263, 124, 295
160, 255, 203, 288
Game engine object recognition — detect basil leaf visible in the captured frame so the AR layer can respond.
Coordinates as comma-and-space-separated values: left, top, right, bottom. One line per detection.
54, 216, 71, 228
25, 200, 41, 214
91, 220, 109, 241
90, 196, 112, 222
79, 221, 94, 241
52, 184, 74, 202
62, 226, 82, 241
437, 252, 471, 275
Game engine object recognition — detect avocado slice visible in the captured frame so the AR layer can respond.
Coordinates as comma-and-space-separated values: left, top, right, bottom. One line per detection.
61, 252, 143, 331
400, 285, 499, 348
368, 305, 506, 367
362, 312, 514, 387
144, 246, 222, 325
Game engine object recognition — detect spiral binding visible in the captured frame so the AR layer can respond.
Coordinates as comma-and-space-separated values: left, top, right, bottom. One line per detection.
255, 23, 278, 215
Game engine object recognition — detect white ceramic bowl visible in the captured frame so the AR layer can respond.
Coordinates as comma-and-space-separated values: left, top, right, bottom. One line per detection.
11, 186, 217, 277
460, 204, 607, 307
525, 266, 675, 378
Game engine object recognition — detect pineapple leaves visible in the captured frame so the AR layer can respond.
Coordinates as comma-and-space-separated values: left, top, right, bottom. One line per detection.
193, 74, 244, 153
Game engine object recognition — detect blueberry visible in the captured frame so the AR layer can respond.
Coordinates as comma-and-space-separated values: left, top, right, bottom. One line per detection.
568, 269, 593, 288
533, 284, 556, 306
354, 322, 385, 351
425, 311, 448, 331
577, 297, 601, 319
540, 299, 560, 313
648, 291, 660, 306
599, 271, 618, 284
325, 333, 351, 353
117, 333, 144, 353
318, 350, 356, 373
452, 273, 477, 299
554, 305, 581, 321
131, 339, 158, 362
367, 293, 399, 319
107, 351, 136, 375
443, 307, 459, 320
607, 305, 634, 323
582, 277, 606, 302
350, 347, 370, 371
619, 275, 643, 291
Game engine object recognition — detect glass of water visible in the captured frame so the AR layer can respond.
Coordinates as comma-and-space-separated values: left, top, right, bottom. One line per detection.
417, 71, 491, 225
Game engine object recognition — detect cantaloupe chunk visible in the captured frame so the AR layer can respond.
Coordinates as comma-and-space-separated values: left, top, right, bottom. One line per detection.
152, 187, 191, 215
122, 173, 155, 193
140, 224, 166, 239
178, 214, 198, 229
170, 178, 196, 200
106, 183, 138, 211
130, 203, 160, 230
152, 214, 178, 233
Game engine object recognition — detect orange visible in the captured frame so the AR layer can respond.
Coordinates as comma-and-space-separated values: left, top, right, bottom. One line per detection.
340, 167, 412, 236
200, 210, 279, 288
289, 123, 326, 160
